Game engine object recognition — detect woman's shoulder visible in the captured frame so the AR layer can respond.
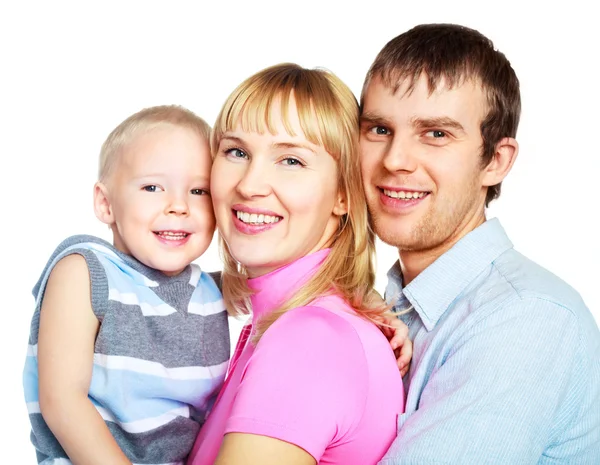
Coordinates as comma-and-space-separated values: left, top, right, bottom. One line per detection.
271, 299, 362, 342
264, 296, 389, 358
251, 303, 371, 397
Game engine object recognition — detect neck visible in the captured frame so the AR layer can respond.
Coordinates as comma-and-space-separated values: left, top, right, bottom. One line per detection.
399, 211, 486, 286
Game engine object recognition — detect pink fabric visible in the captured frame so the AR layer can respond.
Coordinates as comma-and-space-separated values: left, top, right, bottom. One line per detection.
187, 249, 404, 464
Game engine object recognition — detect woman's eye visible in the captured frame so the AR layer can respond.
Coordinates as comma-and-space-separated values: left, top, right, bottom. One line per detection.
225, 148, 248, 159
282, 157, 304, 167
191, 188, 209, 196
143, 185, 162, 192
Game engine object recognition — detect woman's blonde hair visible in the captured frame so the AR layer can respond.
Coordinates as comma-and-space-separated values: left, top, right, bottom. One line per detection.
213, 63, 387, 342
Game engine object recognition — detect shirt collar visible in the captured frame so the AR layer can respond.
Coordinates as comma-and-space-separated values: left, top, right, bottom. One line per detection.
248, 248, 330, 321
386, 218, 513, 331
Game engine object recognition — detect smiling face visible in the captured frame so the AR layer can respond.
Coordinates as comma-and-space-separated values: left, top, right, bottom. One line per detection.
211, 96, 346, 277
94, 125, 216, 275
360, 74, 490, 258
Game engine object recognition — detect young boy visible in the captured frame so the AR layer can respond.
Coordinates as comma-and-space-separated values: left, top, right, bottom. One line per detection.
23, 105, 230, 465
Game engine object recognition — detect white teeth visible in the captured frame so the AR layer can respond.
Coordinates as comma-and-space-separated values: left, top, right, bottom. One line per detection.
236, 210, 281, 225
383, 189, 426, 199
156, 231, 188, 240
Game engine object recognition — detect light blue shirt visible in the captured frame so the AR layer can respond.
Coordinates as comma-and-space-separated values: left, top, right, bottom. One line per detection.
380, 218, 600, 464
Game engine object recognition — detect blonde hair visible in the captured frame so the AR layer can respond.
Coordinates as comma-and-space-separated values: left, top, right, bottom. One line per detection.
213, 63, 388, 342
99, 105, 211, 181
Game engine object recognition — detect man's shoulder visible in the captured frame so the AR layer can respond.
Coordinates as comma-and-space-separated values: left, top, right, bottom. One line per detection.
489, 248, 588, 317
456, 247, 599, 352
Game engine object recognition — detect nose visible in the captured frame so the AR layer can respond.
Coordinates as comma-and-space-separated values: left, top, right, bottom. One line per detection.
383, 135, 418, 173
165, 192, 189, 216
235, 160, 272, 199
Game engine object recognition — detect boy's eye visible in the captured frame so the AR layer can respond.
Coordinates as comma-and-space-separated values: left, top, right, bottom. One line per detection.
191, 188, 209, 196
143, 185, 162, 192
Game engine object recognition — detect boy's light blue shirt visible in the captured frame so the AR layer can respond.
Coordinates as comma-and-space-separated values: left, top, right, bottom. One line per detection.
380, 218, 600, 465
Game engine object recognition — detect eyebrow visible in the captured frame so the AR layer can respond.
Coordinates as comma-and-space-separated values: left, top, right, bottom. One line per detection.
220, 135, 245, 145
359, 112, 394, 127
411, 116, 466, 133
132, 174, 210, 183
361, 112, 466, 135
220, 135, 317, 154
271, 142, 317, 154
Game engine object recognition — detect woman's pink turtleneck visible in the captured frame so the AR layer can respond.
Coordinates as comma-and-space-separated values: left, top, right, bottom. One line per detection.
187, 249, 404, 464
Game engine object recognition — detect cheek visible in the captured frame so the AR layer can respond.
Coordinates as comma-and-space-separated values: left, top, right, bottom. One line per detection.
359, 150, 378, 179
210, 161, 237, 207
195, 202, 216, 229
429, 161, 480, 200
114, 195, 150, 224
284, 178, 337, 220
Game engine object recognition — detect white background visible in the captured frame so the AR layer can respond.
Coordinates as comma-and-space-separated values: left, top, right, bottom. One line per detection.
1, 1, 598, 461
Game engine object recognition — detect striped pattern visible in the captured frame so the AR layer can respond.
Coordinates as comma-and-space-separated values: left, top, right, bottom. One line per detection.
23, 235, 230, 464
380, 219, 600, 464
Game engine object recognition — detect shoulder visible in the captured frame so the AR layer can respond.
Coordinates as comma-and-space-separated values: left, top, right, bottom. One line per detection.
36, 235, 110, 283
457, 248, 593, 338
34, 236, 112, 314
245, 305, 372, 412
49, 234, 114, 258
255, 304, 368, 371
492, 250, 598, 345
455, 263, 598, 372
267, 303, 364, 347
43, 247, 93, 286
492, 248, 587, 313
42, 254, 93, 310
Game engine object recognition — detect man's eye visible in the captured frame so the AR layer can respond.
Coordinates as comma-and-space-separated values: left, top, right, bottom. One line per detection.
191, 189, 209, 195
371, 126, 390, 135
143, 185, 161, 192
427, 130, 446, 138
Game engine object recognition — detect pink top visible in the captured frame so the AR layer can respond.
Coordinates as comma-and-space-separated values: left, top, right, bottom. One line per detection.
187, 249, 404, 464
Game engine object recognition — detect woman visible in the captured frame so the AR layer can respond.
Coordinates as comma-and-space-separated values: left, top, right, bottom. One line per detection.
188, 63, 404, 465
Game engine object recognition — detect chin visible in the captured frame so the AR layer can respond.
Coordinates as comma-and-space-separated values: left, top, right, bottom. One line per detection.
232, 251, 283, 276
373, 226, 414, 249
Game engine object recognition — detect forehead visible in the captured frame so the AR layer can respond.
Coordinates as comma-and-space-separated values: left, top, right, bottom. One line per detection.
363, 74, 487, 128
119, 125, 211, 174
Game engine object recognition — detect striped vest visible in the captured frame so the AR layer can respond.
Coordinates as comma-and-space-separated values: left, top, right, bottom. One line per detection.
23, 235, 230, 464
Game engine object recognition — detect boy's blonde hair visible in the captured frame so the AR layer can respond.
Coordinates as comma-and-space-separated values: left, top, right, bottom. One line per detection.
99, 105, 211, 182
212, 63, 387, 342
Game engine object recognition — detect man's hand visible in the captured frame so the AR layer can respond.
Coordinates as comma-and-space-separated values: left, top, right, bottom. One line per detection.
379, 316, 412, 377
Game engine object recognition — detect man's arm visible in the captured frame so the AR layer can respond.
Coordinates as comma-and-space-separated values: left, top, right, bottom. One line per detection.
381, 297, 582, 465
38, 254, 132, 465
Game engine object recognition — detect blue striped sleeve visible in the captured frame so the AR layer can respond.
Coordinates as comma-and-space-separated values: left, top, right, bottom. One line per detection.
380, 297, 597, 465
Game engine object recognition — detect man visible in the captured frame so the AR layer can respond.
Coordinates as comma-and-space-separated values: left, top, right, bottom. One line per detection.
360, 23, 600, 464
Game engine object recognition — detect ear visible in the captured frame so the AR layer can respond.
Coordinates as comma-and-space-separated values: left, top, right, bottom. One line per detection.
332, 189, 348, 216
93, 182, 115, 225
482, 137, 519, 187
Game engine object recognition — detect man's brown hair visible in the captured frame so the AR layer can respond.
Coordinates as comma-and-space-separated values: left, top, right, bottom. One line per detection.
361, 23, 521, 206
